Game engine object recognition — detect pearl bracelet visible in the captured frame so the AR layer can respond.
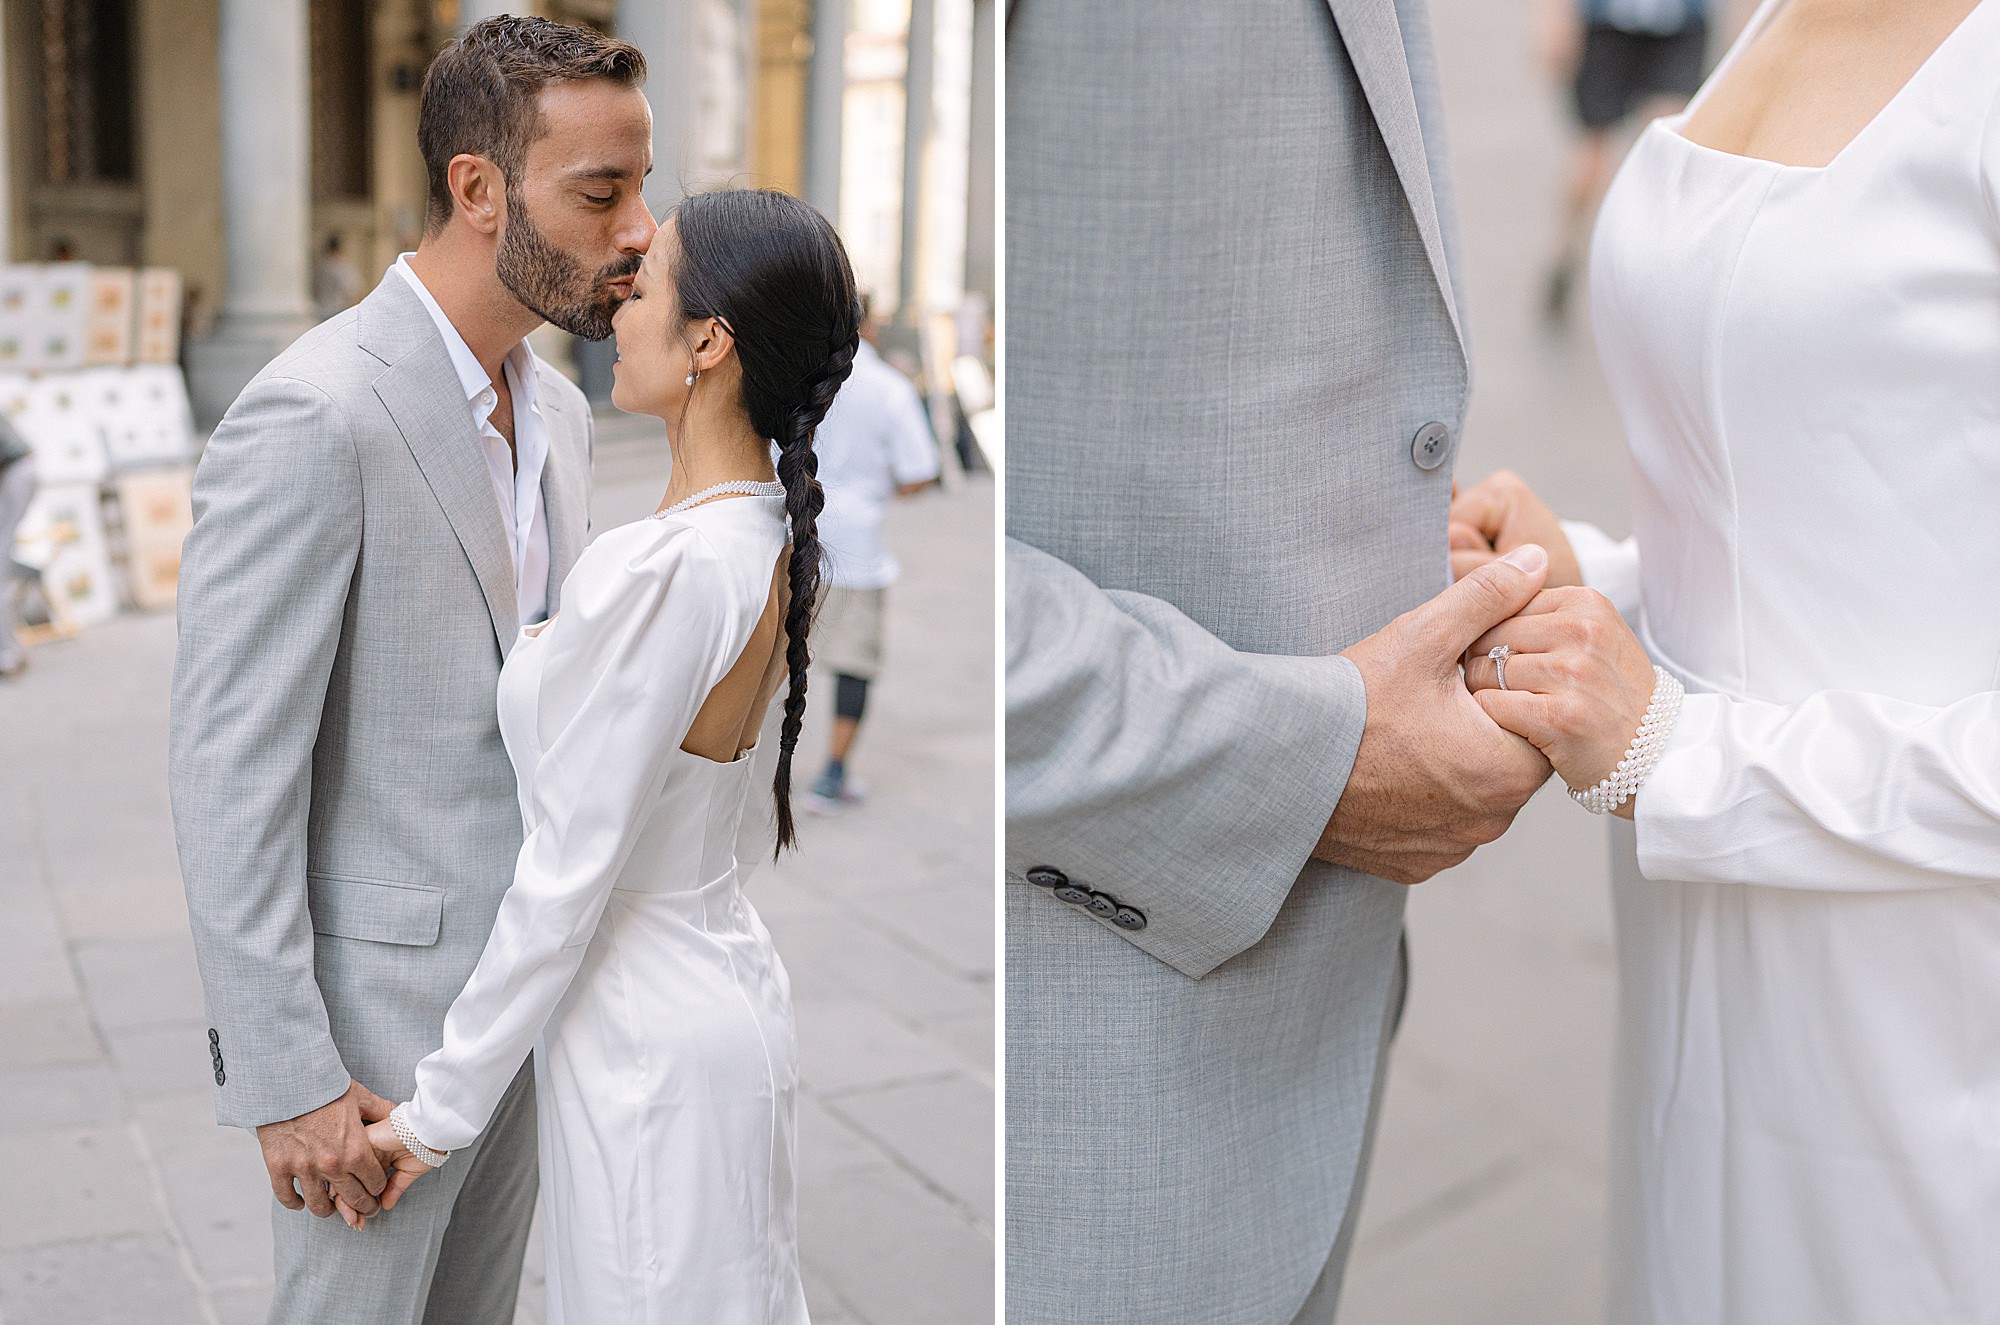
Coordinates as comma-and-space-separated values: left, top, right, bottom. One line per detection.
390, 1105, 449, 1169
1567, 665, 1685, 815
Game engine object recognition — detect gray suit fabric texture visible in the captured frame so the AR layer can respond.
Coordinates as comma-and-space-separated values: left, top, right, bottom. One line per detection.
169, 272, 593, 1323
1005, 0, 1470, 1320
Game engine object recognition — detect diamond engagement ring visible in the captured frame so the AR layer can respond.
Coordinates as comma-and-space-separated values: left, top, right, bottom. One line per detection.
1487, 644, 1513, 691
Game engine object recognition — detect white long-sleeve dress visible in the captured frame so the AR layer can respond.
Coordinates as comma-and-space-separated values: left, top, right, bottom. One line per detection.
401, 493, 807, 1325
1576, 2, 2000, 1319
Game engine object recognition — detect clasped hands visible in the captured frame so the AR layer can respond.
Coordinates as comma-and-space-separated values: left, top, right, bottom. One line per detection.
254, 1080, 446, 1234
1314, 471, 1657, 885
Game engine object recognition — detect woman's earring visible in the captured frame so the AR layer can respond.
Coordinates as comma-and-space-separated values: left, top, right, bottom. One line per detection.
685, 369, 700, 387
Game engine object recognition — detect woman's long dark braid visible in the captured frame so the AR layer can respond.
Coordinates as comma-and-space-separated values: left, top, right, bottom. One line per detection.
669, 187, 861, 854
770, 341, 856, 850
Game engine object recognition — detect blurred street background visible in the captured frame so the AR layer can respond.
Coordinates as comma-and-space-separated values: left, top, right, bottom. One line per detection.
0, 0, 993, 1321
1338, 0, 1741, 1321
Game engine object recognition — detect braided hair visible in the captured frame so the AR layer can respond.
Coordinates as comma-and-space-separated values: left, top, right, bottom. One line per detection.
669, 188, 861, 853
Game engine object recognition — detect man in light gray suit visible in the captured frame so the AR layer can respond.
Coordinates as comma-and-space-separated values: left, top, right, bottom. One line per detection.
1006, 1, 1555, 1320
170, 19, 655, 1322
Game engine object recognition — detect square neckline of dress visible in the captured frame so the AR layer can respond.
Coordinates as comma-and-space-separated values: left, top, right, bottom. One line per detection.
1661, 0, 1990, 173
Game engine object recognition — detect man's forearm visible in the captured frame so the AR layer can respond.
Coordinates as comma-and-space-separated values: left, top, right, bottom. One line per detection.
1006, 538, 1367, 978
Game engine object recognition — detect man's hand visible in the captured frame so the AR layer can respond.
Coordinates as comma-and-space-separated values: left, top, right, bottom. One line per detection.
255, 1080, 394, 1221
1448, 471, 1582, 589
332, 1115, 440, 1231
1316, 545, 1556, 884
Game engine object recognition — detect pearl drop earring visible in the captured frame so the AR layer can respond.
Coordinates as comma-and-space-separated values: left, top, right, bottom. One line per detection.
685, 370, 700, 387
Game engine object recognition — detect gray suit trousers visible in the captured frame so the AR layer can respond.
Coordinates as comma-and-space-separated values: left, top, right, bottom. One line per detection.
268, 1060, 537, 1325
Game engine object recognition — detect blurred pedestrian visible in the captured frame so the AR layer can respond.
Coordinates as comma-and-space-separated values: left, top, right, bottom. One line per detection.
806, 295, 940, 812
1540, 0, 1709, 321
0, 414, 38, 679
313, 233, 364, 321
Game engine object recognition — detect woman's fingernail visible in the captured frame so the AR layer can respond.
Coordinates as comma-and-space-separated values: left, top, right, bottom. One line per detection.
1499, 543, 1547, 574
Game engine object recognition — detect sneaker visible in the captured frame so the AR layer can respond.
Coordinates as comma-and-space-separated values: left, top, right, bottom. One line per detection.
803, 768, 869, 816
803, 767, 847, 816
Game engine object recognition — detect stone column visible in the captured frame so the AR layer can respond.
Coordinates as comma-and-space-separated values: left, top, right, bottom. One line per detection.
186, 0, 315, 426
963, 0, 995, 313
893, 0, 934, 334
620, 0, 699, 217
803, 0, 847, 218
0, 0, 13, 262
921, 0, 971, 324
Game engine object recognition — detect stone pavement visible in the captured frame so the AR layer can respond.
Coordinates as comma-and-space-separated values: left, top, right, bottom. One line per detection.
1336, 1, 1657, 1322
0, 418, 993, 1325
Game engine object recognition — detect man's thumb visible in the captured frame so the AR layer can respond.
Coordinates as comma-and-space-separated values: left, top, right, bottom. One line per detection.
1415, 542, 1547, 658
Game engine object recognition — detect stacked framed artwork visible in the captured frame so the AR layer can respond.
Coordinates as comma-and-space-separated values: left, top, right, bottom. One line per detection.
1, 262, 197, 636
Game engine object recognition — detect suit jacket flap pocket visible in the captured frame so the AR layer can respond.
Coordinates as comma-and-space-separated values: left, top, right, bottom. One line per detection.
307, 873, 443, 946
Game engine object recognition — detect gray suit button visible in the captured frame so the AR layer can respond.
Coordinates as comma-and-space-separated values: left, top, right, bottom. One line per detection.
1411, 422, 1451, 471
1052, 882, 1093, 906
1113, 907, 1148, 932
1085, 891, 1119, 919
207, 1028, 219, 1045
214, 1067, 226, 1086
1026, 867, 1067, 889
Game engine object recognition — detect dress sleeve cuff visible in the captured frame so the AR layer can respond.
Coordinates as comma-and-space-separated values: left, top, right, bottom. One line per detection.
397, 1097, 474, 1155
1632, 690, 1727, 882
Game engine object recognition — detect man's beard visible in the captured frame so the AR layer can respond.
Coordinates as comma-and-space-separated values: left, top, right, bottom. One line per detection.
494, 191, 638, 341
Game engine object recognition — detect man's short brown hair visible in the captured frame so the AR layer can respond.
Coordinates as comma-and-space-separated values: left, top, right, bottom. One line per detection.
418, 16, 646, 234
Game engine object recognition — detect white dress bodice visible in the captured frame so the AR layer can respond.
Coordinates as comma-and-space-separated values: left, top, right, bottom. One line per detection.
1582, 3, 2000, 1321
1595, 3, 2000, 715
403, 494, 807, 1324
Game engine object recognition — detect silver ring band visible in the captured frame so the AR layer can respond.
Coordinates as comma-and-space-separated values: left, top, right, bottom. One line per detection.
1488, 644, 1513, 691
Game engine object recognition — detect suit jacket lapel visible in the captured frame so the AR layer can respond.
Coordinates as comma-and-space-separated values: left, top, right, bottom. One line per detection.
1324, 0, 1465, 352
357, 277, 520, 656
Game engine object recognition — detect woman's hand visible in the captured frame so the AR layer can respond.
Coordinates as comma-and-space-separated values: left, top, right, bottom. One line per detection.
1449, 471, 1583, 590
1461, 586, 1658, 817
330, 1114, 439, 1231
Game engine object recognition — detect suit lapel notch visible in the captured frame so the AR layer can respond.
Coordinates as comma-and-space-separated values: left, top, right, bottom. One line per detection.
1324, 0, 1464, 350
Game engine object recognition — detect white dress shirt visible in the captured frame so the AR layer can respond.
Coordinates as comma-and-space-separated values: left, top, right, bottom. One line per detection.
395, 256, 551, 627
810, 341, 940, 589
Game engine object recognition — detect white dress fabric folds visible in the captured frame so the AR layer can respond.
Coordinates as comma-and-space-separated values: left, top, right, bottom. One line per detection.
1582, 2, 2000, 1320
402, 494, 806, 1325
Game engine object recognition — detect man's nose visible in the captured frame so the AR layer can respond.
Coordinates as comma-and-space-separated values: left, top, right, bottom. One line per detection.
618, 197, 659, 253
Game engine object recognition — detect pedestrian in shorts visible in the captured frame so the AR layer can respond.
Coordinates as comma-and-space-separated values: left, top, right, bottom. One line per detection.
1541, 0, 1711, 321
805, 300, 941, 812
0, 415, 40, 679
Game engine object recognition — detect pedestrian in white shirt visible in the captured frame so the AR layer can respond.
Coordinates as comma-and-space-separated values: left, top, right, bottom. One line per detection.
805, 308, 939, 811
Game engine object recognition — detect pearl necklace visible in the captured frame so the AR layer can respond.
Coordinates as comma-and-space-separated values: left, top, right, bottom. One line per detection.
650, 480, 786, 519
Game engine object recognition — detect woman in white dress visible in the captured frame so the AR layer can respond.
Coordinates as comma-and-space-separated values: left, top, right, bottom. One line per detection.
1448, 0, 2000, 1319
333, 187, 860, 1324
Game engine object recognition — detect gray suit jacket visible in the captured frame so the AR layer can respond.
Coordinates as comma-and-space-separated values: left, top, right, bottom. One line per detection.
1005, 0, 1469, 1318
170, 274, 592, 1130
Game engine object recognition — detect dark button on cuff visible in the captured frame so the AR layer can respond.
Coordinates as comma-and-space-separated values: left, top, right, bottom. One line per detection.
1085, 891, 1119, 919
207, 1028, 219, 1045
214, 1068, 227, 1086
1113, 907, 1148, 932
1052, 883, 1093, 906
1025, 867, 1067, 889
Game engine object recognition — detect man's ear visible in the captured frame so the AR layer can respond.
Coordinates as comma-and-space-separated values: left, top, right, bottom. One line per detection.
446, 154, 507, 236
